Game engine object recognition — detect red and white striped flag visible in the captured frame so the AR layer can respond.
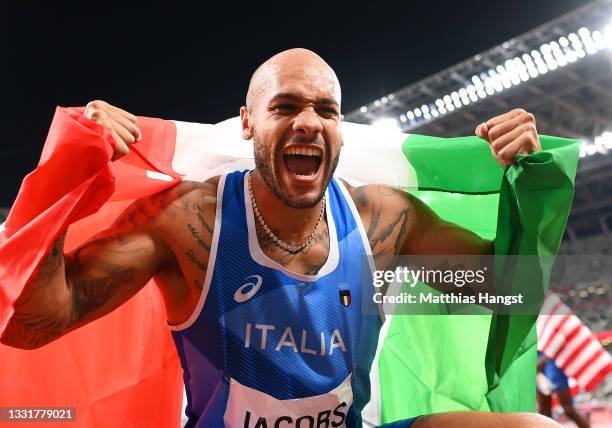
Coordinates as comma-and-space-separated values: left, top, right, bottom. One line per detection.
537, 291, 612, 392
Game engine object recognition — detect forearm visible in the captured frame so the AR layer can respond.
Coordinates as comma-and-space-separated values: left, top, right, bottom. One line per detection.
1, 232, 72, 349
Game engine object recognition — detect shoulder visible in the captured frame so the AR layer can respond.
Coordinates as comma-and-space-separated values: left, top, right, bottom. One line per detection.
112, 177, 221, 235
337, 179, 433, 261
338, 179, 413, 217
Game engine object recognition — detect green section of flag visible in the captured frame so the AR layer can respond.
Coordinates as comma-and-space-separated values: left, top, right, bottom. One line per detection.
377, 135, 579, 421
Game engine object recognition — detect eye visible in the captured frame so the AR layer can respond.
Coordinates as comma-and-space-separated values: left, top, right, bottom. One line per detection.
317, 107, 339, 118
274, 104, 298, 113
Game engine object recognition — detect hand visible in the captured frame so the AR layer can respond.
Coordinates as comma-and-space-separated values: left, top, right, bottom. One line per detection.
84, 100, 142, 161
475, 108, 541, 168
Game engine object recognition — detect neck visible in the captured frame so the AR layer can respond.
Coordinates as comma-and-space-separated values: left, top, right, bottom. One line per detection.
250, 170, 325, 243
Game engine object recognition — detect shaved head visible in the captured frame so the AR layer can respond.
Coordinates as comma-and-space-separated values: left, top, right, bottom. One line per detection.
240, 48, 344, 209
246, 48, 341, 110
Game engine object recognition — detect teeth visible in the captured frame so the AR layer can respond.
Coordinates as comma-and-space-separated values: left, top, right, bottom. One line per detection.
285, 147, 321, 157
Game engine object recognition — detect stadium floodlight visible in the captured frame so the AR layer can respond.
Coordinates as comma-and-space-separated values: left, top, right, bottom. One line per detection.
372, 118, 402, 133
597, 131, 612, 149
605, 24, 612, 48
358, 3, 612, 137
579, 130, 612, 158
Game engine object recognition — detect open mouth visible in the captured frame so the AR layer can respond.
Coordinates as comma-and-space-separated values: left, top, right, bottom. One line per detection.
283, 146, 323, 178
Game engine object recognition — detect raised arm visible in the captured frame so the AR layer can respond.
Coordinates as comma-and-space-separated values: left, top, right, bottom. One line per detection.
0, 100, 154, 349
354, 108, 541, 263
1, 195, 172, 349
353, 184, 492, 264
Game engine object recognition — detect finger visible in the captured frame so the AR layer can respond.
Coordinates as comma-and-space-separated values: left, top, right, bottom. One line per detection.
490, 123, 530, 154
487, 113, 530, 143
497, 136, 529, 164
108, 117, 137, 145
101, 101, 138, 123
475, 123, 489, 141
108, 109, 142, 141
489, 144, 507, 168
485, 108, 525, 129
109, 129, 130, 161
497, 137, 523, 164
84, 105, 109, 124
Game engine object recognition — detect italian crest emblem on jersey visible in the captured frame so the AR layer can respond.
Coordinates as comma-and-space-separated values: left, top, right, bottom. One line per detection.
339, 289, 351, 307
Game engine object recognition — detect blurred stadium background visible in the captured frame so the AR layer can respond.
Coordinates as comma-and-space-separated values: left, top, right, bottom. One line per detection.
345, 0, 612, 425
1, 0, 611, 426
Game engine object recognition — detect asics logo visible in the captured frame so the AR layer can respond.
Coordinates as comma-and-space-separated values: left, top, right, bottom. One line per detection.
234, 275, 263, 303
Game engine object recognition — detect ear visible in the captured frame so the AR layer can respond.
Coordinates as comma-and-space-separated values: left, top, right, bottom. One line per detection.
240, 106, 253, 140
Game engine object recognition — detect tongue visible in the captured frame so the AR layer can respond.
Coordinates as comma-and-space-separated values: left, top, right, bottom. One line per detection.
285, 155, 319, 176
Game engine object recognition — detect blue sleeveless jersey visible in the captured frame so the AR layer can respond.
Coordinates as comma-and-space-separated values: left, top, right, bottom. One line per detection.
170, 170, 382, 428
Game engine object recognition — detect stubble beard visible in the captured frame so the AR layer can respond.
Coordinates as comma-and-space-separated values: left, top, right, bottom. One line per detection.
252, 131, 341, 209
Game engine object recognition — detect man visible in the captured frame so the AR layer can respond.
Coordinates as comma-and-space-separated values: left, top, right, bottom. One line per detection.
537, 353, 591, 428
1, 49, 559, 427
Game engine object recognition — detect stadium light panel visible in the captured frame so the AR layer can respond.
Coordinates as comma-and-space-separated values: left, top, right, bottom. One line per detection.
579, 130, 612, 158
380, 19, 612, 139
604, 24, 612, 47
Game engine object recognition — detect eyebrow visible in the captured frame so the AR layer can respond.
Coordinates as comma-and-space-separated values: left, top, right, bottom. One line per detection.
269, 92, 339, 107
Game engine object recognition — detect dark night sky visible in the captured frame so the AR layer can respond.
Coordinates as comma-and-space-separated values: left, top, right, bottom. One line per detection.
0, 0, 588, 207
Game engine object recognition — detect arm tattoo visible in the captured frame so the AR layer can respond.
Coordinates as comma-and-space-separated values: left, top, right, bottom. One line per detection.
369, 209, 409, 255
193, 203, 214, 235
29, 234, 65, 289
185, 249, 207, 273
356, 186, 410, 267
67, 255, 137, 322
3, 234, 70, 348
187, 223, 211, 252
6, 309, 70, 348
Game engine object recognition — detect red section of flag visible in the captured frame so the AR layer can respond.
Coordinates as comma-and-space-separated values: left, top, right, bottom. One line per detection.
537, 292, 612, 392
0, 107, 184, 427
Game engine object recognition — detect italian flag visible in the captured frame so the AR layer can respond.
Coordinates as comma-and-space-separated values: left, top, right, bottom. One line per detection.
0, 107, 579, 426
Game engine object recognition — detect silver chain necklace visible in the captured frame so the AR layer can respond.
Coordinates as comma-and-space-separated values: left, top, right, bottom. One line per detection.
248, 171, 326, 254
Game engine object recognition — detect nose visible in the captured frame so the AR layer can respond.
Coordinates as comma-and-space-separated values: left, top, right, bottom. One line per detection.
292, 108, 323, 141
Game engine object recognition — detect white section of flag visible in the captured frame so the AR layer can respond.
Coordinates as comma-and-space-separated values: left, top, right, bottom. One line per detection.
537, 292, 612, 391
170, 117, 418, 189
